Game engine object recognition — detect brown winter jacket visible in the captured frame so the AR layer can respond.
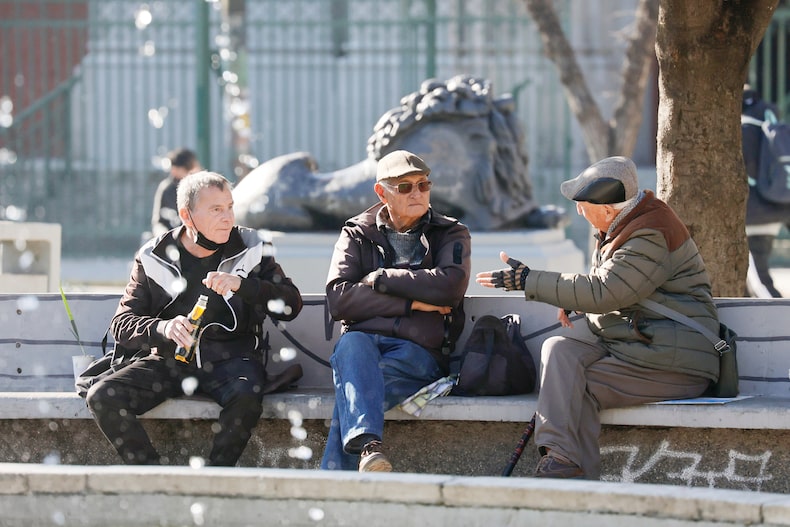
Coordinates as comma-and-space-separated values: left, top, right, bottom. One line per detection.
523, 191, 721, 381
326, 204, 471, 372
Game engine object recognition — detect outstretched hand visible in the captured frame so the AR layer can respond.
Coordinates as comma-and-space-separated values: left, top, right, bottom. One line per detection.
475, 252, 530, 291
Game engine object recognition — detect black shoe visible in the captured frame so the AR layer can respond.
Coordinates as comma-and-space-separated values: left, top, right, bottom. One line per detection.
358, 440, 392, 473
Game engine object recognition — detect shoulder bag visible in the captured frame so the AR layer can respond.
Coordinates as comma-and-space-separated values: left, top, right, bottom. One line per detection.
639, 299, 738, 398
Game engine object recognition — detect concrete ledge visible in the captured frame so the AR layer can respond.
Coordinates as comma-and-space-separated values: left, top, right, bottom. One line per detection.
1, 463, 789, 526
4, 293, 790, 491
0, 221, 61, 293
4, 390, 790, 430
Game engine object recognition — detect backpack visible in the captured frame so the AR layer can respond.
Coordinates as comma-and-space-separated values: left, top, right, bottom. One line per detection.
451, 314, 537, 396
74, 330, 146, 398
742, 111, 790, 205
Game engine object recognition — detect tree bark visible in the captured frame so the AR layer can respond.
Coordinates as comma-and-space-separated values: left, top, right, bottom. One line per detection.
524, 0, 658, 161
655, 0, 777, 296
611, 0, 659, 155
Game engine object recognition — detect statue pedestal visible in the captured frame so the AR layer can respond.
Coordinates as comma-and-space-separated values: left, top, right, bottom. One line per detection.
271, 229, 585, 295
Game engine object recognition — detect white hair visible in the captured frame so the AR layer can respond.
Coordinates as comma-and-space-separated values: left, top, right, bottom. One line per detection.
611, 193, 640, 210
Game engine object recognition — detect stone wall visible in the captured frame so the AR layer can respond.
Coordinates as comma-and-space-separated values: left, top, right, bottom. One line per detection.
2, 419, 788, 494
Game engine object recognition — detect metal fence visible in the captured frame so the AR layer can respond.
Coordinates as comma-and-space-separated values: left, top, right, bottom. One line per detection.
0, 0, 226, 254
1, 0, 574, 257
0, 0, 788, 257
754, 6, 790, 118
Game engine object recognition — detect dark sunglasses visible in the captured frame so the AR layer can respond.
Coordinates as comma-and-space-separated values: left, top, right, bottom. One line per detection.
380, 180, 433, 194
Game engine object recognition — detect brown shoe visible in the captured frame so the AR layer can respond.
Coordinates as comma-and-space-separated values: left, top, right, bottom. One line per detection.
358, 440, 392, 473
534, 453, 584, 479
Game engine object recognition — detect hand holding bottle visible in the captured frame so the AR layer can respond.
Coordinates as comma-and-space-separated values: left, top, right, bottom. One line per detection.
165, 316, 196, 349
172, 295, 209, 363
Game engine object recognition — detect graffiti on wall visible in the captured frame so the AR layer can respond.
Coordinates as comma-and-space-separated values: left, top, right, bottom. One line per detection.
602, 440, 773, 491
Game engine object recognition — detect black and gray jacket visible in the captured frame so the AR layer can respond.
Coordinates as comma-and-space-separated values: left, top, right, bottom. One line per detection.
111, 226, 303, 367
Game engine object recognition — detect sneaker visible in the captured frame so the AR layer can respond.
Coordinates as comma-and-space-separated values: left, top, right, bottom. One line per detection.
534, 453, 585, 479
358, 440, 392, 473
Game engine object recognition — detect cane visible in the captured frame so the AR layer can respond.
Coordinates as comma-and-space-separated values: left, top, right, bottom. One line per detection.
501, 412, 537, 477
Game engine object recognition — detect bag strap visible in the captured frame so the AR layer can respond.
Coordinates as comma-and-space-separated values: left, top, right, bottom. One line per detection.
741, 115, 765, 127
638, 298, 730, 356
441, 313, 453, 356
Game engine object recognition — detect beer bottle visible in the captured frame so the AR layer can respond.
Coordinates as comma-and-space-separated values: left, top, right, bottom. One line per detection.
174, 295, 208, 363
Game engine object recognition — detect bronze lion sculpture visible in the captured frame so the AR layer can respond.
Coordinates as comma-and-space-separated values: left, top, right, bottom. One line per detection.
233, 75, 565, 231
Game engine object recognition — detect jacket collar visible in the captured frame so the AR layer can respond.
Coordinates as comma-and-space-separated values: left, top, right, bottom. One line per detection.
152, 225, 246, 264
349, 202, 458, 229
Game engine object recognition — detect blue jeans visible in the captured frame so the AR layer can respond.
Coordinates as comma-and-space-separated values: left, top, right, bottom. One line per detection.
320, 332, 443, 470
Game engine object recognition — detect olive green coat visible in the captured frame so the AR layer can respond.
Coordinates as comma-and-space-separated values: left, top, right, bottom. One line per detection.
523, 191, 720, 381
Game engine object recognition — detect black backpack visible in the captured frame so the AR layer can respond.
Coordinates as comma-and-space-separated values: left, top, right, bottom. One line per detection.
451, 314, 537, 396
742, 111, 790, 205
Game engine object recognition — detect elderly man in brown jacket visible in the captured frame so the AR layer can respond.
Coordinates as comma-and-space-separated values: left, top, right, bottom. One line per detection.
477, 156, 720, 480
320, 150, 471, 472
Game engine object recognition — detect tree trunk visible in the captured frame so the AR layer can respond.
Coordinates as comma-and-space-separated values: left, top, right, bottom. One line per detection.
655, 0, 777, 296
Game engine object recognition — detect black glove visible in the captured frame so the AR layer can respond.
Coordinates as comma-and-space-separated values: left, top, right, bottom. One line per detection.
491, 257, 530, 291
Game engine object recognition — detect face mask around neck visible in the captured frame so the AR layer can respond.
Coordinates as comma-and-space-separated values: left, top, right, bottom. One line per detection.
195, 230, 223, 251
187, 212, 224, 251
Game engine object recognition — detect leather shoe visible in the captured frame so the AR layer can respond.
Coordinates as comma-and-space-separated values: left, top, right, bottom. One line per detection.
262, 363, 303, 394
534, 453, 585, 479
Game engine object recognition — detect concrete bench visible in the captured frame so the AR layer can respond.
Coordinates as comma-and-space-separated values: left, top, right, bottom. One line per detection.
2, 292, 789, 423
2, 292, 790, 492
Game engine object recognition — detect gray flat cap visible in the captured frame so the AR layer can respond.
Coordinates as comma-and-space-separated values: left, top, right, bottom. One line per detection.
376, 150, 431, 181
560, 156, 638, 204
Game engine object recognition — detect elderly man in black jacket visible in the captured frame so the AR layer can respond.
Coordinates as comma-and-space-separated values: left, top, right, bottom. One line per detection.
87, 171, 303, 466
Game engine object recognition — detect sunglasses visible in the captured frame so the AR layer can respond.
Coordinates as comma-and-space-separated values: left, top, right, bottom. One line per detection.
380, 180, 433, 194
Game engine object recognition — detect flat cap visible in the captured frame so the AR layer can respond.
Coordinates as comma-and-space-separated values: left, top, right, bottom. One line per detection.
560, 156, 638, 204
376, 150, 431, 181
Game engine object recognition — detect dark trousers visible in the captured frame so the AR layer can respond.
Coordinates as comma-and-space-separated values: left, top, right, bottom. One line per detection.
86, 353, 265, 466
748, 235, 783, 298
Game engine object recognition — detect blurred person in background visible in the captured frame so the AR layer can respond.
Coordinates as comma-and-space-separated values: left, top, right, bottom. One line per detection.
742, 85, 787, 298
151, 147, 202, 237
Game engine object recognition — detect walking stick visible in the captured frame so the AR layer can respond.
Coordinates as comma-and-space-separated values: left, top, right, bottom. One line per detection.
501, 412, 537, 477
